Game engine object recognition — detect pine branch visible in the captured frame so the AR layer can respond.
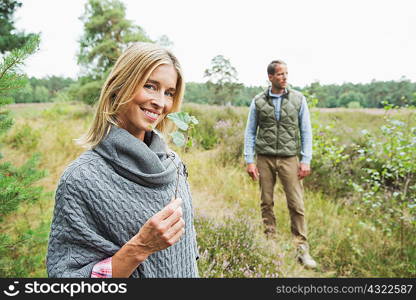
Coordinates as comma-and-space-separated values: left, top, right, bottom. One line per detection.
0, 84, 25, 91
0, 54, 21, 81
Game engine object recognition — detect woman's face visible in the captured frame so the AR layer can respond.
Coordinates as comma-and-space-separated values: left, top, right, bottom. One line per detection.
118, 64, 178, 140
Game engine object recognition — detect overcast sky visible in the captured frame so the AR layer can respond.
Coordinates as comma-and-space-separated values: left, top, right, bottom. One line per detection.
15, 0, 416, 87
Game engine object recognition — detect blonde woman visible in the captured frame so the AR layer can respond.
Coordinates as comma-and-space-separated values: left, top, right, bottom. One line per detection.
46, 43, 199, 278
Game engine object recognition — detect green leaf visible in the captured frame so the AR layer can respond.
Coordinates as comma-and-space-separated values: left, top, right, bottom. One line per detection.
189, 116, 199, 125
167, 112, 189, 131
170, 131, 185, 147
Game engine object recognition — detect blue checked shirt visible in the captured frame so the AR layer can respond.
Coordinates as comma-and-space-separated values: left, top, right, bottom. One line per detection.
244, 88, 313, 165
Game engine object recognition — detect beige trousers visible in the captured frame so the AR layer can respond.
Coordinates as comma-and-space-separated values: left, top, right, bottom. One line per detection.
257, 154, 307, 246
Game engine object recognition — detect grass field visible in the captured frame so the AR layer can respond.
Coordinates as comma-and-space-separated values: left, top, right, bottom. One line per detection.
1, 102, 415, 277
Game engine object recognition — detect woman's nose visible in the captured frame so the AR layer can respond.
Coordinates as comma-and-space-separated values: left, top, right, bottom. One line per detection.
151, 92, 168, 108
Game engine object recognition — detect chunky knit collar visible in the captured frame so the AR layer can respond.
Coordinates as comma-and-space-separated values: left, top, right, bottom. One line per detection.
93, 126, 177, 187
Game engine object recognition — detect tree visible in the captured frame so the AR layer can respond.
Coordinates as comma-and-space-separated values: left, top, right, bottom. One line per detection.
339, 91, 365, 107
9, 81, 32, 103
0, 36, 40, 130
0, 0, 37, 53
302, 79, 416, 108
0, 35, 47, 277
0, 33, 41, 175
33, 85, 49, 102
75, 0, 153, 105
78, 0, 152, 78
204, 55, 242, 105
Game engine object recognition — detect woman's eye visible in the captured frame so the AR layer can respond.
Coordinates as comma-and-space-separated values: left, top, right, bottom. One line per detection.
165, 91, 175, 98
144, 84, 156, 90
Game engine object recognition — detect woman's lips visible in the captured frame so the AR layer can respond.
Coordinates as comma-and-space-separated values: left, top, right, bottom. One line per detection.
141, 107, 159, 121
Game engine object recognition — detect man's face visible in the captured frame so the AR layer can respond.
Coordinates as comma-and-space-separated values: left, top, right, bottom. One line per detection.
268, 64, 288, 90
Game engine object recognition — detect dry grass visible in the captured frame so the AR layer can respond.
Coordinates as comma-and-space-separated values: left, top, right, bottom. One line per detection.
1, 102, 414, 277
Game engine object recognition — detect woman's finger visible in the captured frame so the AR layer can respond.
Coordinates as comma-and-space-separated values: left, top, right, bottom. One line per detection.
167, 227, 185, 246
161, 206, 183, 228
164, 217, 185, 240
153, 198, 182, 221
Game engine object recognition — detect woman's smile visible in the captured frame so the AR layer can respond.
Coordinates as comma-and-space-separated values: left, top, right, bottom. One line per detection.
140, 107, 160, 121
118, 64, 177, 140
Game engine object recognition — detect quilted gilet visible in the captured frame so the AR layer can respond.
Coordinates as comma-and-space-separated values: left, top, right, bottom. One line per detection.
254, 89, 303, 156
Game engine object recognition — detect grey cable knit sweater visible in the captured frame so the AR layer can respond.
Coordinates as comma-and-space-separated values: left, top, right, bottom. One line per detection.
46, 126, 199, 278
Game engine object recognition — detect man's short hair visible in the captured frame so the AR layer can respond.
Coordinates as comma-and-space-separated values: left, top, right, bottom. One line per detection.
267, 60, 287, 75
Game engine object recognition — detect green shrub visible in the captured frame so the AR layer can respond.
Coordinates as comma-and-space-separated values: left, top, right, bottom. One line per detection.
0, 220, 49, 277
305, 122, 355, 197
306, 107, 416, 262
195, 214, 280, 277
50, 90, 72, 103
0, 154, 46, 220
4, 123, 41, 152
214, 119, 245, 166
0, 154, 47, 277
183, 104, 220, 149
77, 80, 103, 105
182, 104, 248, 152
41, 103, 72, 120
351, 116, 416, 231
347, 101, 361, 108
41, 102, 93, 121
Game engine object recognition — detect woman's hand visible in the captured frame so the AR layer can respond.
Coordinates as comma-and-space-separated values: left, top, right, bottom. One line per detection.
112, 197, 185, 277
131, 197, 185, 258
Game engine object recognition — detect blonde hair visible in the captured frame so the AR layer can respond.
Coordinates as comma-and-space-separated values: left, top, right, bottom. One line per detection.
77, 42, 185, 149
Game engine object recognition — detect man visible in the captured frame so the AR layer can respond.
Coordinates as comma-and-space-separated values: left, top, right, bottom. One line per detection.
244, 60, 316, 269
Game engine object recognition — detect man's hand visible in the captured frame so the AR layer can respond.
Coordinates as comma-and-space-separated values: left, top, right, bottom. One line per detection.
298, 163, 311, 180
246, 163, 260, 180
128, 198, 185, 261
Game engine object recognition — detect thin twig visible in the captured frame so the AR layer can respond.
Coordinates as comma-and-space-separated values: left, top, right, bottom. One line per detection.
168, 152, 180, 199
402, 176, 411, 201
